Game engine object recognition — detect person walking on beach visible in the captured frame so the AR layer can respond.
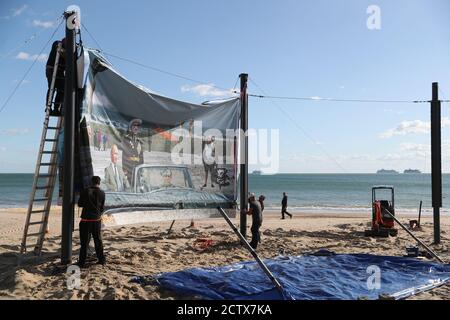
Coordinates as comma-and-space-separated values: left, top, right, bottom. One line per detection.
246, 193, 262, 250
281, 192, 292, 219
77, 176, 106, 268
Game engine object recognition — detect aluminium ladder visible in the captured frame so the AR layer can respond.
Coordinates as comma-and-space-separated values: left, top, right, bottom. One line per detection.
20, 42, 64, 258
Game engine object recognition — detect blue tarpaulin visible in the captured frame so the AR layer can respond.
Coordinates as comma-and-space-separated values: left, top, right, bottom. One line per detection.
151, 253, 450, 300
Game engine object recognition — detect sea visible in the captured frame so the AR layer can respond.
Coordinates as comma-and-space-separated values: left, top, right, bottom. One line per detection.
1, 173, 449, 214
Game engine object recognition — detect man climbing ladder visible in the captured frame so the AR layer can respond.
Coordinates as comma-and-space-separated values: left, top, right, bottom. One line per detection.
45, 38, 66, 116
20, 38, 66, 258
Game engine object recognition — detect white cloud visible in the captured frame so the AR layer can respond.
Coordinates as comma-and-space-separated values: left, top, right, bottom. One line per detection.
32, 19, 57, 29
0, 147, 6, 152
398, 140, 450, 159
12, 4, 28, 17
15, 51, 48, 62
181, 84, 237, 98
379, 117, 450, 139
1, 4, 28, 20
377, 153, 413, 161
0, 128, 30, 136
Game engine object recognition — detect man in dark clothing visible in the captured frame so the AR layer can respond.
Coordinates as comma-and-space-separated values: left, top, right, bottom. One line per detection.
45, 38, 66, 116
281, 192, 292, 219
247, 193, 262, 249
77, 176, 106, 267
258, 195, 265, 244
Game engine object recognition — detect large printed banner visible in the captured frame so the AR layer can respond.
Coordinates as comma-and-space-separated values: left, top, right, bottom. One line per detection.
78, 50, 240, 226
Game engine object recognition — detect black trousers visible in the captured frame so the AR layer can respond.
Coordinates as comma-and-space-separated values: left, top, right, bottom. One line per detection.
249, 224, 261, 249
78, 220, 105, 266
282, 206, 292, 219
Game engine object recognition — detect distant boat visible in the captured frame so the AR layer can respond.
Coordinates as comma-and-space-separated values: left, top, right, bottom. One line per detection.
404, 169, 421, 174
251, 170, 262, 175
376, 169, 399, 174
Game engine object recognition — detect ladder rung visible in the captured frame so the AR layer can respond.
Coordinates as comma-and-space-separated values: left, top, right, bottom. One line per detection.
27, 232, 45, 237
47, 126, 60, 130
37, 174, 55, 178
24, 244, 42, 249
42, 151, 57, 154
29, 221, 45, 226
44, 139, 58, 142
33, 198, 49, 202
36, 185, 51, 190
30, 210, 46, 214
40, 162, 57, 166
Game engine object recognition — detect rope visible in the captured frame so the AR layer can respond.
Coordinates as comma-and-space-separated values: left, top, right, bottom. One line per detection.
80, 21, 450, 105
0, 16, 64, 116
81, 22, 104, 52
0, 15, 64, 61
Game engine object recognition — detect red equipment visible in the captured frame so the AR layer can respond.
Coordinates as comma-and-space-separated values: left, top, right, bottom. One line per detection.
365, 186, 398, 237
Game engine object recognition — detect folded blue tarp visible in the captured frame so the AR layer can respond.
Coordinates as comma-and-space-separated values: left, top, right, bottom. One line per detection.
152, 253, 450, 300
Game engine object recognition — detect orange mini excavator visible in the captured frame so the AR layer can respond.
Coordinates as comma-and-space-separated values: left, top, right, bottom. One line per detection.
365, 186, 398, 237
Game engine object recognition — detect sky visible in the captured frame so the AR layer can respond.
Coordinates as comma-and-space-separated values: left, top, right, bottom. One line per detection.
1, 0, 450, 173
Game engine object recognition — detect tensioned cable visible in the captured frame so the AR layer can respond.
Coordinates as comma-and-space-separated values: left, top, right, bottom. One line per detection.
243, 93, 447, 104
78, 22, 450, 105
0, 15, 64, 61
79, 19, 236, 93
102, 50, 233, 91
0, 16, 64, 115
81, 22, 103, 52
248, 77, 358, 175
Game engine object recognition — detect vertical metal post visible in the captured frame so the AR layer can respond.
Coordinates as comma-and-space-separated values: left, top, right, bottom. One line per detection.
239, 73, 248, 237
431, 82, 441, 244
61, 10, 78, 264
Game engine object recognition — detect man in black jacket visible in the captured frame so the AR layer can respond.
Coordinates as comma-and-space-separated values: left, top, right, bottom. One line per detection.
45, 38, 65, 116
77, 176, 106, 268
281, 192, 292, 219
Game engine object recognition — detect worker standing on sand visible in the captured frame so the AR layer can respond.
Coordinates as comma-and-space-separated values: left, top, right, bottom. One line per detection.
247, 193, 262, 250
77, 176, 106, 268
258, 195, 265, 244
281, 192, 292, 219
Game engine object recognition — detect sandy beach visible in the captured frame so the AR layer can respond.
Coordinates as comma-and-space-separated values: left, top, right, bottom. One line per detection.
0, 207, 449, 300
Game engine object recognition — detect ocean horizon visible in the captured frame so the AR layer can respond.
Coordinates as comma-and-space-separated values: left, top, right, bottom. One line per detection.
1, 173, 449, 214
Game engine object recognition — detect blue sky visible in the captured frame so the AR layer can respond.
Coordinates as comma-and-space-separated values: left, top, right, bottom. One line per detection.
1, 0, 450, 173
